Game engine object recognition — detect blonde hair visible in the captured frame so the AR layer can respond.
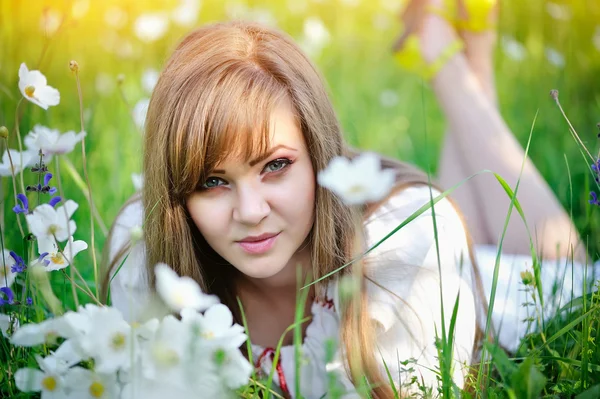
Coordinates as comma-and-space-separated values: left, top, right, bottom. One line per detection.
102, 20, 486, 398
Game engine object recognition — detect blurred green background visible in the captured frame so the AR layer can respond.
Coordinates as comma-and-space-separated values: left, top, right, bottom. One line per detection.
0, 0, 599, 294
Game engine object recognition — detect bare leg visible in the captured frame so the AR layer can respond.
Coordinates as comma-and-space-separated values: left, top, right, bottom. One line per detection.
439, 29, 498, 246
422, 3, 586, 261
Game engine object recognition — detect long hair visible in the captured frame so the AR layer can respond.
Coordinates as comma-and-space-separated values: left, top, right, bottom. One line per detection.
101, 20, 487, 398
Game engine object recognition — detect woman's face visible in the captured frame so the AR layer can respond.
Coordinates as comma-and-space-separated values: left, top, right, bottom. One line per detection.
186, 99, 316, 281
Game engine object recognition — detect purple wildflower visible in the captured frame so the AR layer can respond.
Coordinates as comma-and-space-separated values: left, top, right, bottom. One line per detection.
48, 196, 62, 207
43, 173, 57, 195
26, 297, 33, 306
12, 193, 29, 214
590, 191, 600, 206
0, 287, 14, 305
9, 252, 26, 273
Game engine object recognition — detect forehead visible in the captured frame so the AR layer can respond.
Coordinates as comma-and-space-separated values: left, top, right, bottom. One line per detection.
216, 98, 306, 168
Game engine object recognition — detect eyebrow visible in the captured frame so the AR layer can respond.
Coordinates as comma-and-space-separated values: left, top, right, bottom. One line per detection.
212, 144, 298, 174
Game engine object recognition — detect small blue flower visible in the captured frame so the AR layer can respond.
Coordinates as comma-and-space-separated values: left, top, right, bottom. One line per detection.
9, 251, 26, 273
12, 193, 29, 214
48, 196, 62, 207
43, 172, 53, 186
0, 287, 14, 305
590, 191, 600, 206
26, 297, 33, 306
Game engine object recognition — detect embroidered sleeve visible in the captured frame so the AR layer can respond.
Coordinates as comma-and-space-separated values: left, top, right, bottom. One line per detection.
363, 185, 478, 393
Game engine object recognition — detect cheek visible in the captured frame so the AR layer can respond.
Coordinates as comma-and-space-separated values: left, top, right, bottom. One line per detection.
275, 163, 315, 226
186, 195, 229, 241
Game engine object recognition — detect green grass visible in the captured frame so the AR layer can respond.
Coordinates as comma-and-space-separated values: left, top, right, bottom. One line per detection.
1, 0, 600, 397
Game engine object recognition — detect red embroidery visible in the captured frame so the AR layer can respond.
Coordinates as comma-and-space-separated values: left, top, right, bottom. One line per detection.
255, 347, 290, 396
315, 296, 335, 310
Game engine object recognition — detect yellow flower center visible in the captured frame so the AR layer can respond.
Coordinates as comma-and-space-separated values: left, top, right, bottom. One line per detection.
41, 376, 57, 391
89, 381, 105, 398
49, 254, 65, 265
47, 225, 59, 235
24, 85, 36, 98
151, 344, 180, 367
110, 332, 126, 351
347, 184, 365, 195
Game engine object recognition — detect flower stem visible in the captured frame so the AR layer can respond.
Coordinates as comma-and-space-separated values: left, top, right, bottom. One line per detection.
73, 67, 99, 295
3, 138, 25, 238
13, 98, 27, 195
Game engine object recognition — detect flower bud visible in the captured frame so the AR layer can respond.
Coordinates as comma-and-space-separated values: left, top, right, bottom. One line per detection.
549, 89, 559, 101
69, 60, 79, 72
0, 126, 8, 139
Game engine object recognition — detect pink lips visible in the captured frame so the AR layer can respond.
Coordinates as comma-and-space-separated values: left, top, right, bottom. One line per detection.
237, 233, 280, 254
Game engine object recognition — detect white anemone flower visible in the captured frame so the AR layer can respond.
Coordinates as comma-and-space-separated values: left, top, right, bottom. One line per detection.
64, 367, 118, 399
133, 98, 150, 131
76, 306, 134, 373
38, 236, 88, 272
0, 249, 17, 288
181, 305, 246, 349
14, 354, 69, 398
210, 346, 253, 389
10, 317, 75, 346
18, 63, 60, 110
141, 69, 159, 94
155, 263, 219, 313
171, 0, 201, 26
24, 124, 86, 156
317, 152, 395, 205
26, 200, 78, 244
0, 149, 35, 177
134, 13, 169, 42
142, 315, 193, 388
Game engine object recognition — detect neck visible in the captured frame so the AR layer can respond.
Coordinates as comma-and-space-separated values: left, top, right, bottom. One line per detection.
235, 244, 313, 303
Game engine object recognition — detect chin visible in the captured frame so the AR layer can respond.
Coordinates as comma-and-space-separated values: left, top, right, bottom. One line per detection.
234, 256, 290, 280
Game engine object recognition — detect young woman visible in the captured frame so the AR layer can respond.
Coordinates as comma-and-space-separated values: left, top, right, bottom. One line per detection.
103, 1, 595, 397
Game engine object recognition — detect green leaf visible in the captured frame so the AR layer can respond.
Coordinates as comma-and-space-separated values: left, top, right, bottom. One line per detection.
511, 357, 547, 399
576, 384, 600, 399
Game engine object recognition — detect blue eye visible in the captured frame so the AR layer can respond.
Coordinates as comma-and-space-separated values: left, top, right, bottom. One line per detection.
201, 177, 226, 189
264, 158, 292, 173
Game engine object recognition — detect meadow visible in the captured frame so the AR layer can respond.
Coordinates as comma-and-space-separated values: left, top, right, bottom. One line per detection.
0, 0, 600, 397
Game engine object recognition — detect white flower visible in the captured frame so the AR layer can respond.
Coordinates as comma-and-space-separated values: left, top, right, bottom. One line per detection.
64, 368, 118, 399
142, 315, 192, 388
0, 149, 35, 177
501, 36, 527, 62
210, 347, 253, 389
317, 152, 395, 205
24, 124, 86, 156
10, 317, 74, 346
76, 306, 134, 373
0, 249, 17, 288
133, 98, 150, 131
134, 13, 169, 42
141, 69, 159, 94
545, 47, 565, 68
26, 200, 79, 244
18, 63, 60, 110
14, 355, 67, 398
299, 17, 330, 57
132, 173, 144, 191
181, 305, 246, 349
38, 236, 88, 272
171, 0, 201, 27
0, 313, 19, 337
154, 263, 219, 313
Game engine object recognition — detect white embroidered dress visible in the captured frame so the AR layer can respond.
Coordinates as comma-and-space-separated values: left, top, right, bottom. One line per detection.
108, 186, 598, 398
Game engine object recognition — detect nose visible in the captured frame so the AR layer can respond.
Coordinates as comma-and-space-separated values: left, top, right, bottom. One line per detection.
232, 182, 270, 226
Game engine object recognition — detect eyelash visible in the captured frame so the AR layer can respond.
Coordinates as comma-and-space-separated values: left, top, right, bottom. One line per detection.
199, 158, 293, 190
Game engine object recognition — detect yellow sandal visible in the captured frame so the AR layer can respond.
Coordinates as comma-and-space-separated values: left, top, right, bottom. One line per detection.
392, 0, 464, 81
392, 0, 498, 80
